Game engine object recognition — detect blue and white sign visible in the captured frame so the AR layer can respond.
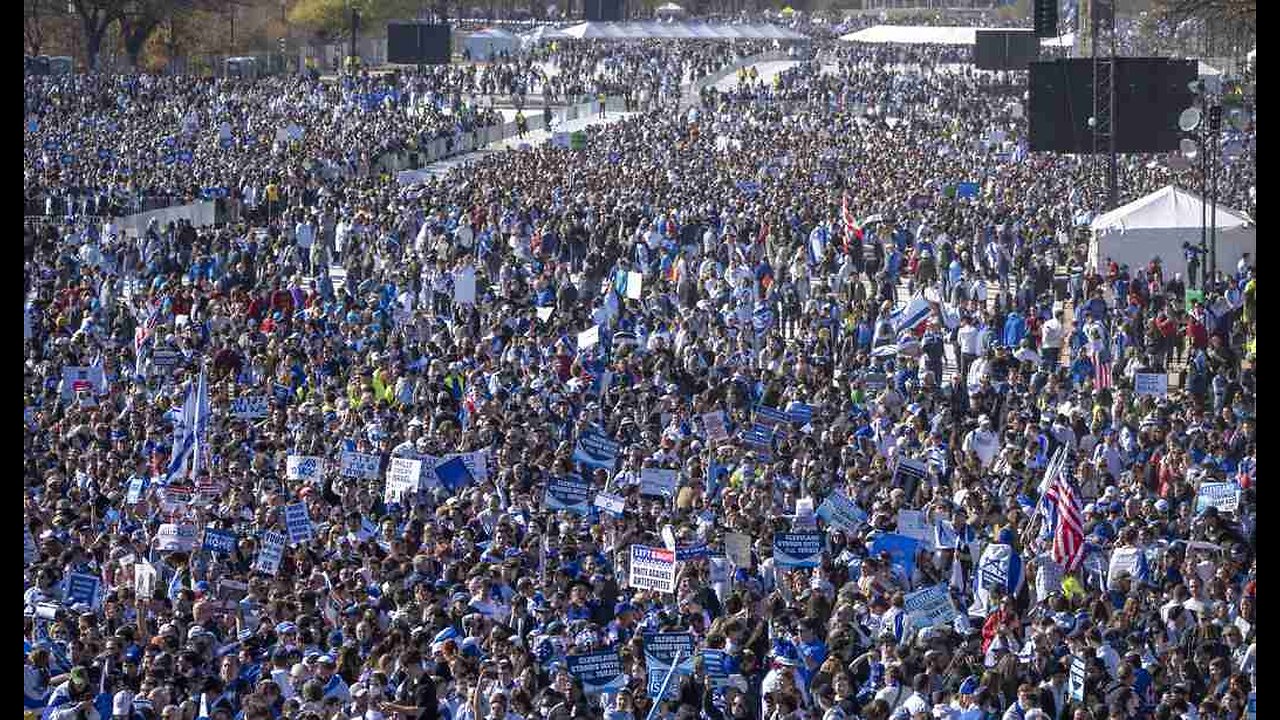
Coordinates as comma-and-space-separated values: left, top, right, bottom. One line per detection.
202, 527, 238, 555
594, 492, 626, 516
1134, 372, 1168, 397
340, 451, 382, 480
286, 455, 323, 483
643, 633, 696, 699
1196, 482, 1240, 515
545, 476, 593, 515
66, 573, 101, 608
254, 531, 287, 576
567, 650, 627, 695
754, 405, 791, 431
870, 533, 921, 578
640, 468, 678, 498
284, 503, 313, 544
676, 541, 711, 562
230, 395, 269, 419
701, 649, 733, 689
434, 456, 474, 491
903, 584, 959, 628
772, 531, 824, 568
816, 491, 868, 534
573, 426, 619, 469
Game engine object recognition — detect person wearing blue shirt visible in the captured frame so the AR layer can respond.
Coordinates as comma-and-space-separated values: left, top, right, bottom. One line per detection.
1003, 311, 1026, 349
794, 620, 828, 689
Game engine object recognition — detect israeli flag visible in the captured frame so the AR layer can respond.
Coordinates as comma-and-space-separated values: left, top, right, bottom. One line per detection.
807, 225, 828, 265
891, 293, 932, 334
165, 368, 209, 483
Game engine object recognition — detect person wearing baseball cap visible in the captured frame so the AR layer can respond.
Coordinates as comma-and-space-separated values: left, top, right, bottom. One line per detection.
315, 654, 351, 703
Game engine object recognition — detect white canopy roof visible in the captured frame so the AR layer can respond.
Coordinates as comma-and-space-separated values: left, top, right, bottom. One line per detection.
559, 20, 806, 41
840, 25, 1070, 47
469, 27, 519, 40
1091, 185, 1251, 233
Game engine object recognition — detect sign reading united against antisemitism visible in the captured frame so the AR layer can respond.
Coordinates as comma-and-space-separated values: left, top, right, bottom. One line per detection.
544, 475, 593, 515
629, 544, 677, 593
772, 531, 824, 568
567, 649, 627, 695
573, 426, 619, 469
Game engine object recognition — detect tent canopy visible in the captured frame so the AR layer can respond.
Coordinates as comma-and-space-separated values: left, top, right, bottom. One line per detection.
463, 27, 521, 60
840, 24, 1070, 47
655, 2, 686, 15
559, 20, 807, 41
1089, 185, 1255, 277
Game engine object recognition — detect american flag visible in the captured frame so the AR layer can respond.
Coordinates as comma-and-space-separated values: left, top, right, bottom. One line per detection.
1092, 347, 1112, 390
1043, 457, 1085, 571
841, 192, 862, 252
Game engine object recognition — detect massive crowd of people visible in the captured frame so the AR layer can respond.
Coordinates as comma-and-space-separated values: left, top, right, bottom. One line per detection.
23, 20, 1255, 720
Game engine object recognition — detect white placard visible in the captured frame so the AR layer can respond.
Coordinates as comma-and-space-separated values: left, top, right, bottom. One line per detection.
640, 468, 678, 498
134, 562, 157, 597
1107, 546, 1144, 589
385, 458, 423, 503
1134, 373, 1168, 397
1196, 483, 1240, 515
578, 325, 600, 350
629, 545, 677, 593
897, 509, 933, 548
794, 498, 817, 529
340, 451, 382, 480
904, 584, 960, 629
156, 523, 197, 552
626, 271, 644, 300
536, 306, 554, 322
724, 532, 752, 568
286, 455, 324, 483
254, 531, 287, 576
454, 266, 476, 305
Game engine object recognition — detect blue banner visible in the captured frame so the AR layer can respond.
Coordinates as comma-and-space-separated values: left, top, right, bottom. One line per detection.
567, 649, 627, 695
573, 426, 619, 469
773, 531, 824, 568
65, 573, 100, 608
435, 457, 474, 492
644, 633, 696, 699
545, 476, 592, 515
869, 533, 921, 579
202, 528, 238, 555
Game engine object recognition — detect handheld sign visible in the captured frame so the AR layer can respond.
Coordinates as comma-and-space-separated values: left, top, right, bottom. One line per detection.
594, 492, 626, 517
284, 503, 314, 544
66, 573, 101, 608
573, 427, 619, 469
702, 411, 729, 443
816, 492, 868, 534
896, 509, 933, 548
567, 650, 627, 695
156, 523, 197, 553
903, 584, 959, 629
202, 527, 238, 555
254, 531, 287, 576
629, 545, 677, 593
230, 395, 269, 419
1196, 483, 1240, 515
724, 532, 752, 568
643, 633, 696, 699
434, 456, 474, 491
385, 458, 423, 502
1069, 657, 1086, 702
134, 563, 157, 598
870, 533, 921, 578
545, 476, 593, 515
340, 451, 381, 480
1134, 372, 1168, 397
286, 456, 323, 483
640, 468, 678, 498
772, 531, 824, 568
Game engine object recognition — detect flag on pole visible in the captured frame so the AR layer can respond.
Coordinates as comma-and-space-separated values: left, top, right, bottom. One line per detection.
1042, 450, 1085, 572
841, 192, 863, 251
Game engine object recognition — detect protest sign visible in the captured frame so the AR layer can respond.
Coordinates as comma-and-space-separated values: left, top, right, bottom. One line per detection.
125, 477, 147, 505
567, 649, 627, 695
573, 427, 619, 469
870, 533, 921, 578
794, 498, 816, 529
578, 325, 600, 350
772, 531, 824, 568
702, 411, 729, 443
816, 492, 868, 534
1134, 372, 1168, 397
1070, 657, 1086, 702
434, 456, 474, 491
285, 503, 313, 544
896, 509, 932, 547
453, 266, 476, 305
134, 563, 157, 598
754, 405, 791, 432
202, 527, 238, 555
1107, 546, 1146, 589
545, 476, 593, 515
254, 531, 287, 576
934, 520, 959, 549
643, 633, 696, 699
676, 541, 711, 562
286, 455, 323, 483
724, 532, 752, 568
385, 458, 423, 503
340, 451, 382, 480
66, 573, 101, 608
229, 395, 269, 419
156, 523, 197, 552
904, 584, 959, 628
894, 458, 929, 489
629, 545, 677, 593
626, 271, 644, 300
1196, 483, 1240, 514
640, 468, 678, 498
701, 650, 733, 689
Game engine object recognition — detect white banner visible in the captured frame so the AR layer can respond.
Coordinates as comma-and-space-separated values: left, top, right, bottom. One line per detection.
640, 468, 678, 498
156, 523, 197, 552
1134, 372, 1168, 397
134, 562, 157, 598
630, 545, 677, 593
284, 503, 314, 544
702, 411, 729, 443
897, 509, 932, 548
286, 455, 324, 483
724, 532, 752, 568
594, 492, 626, 516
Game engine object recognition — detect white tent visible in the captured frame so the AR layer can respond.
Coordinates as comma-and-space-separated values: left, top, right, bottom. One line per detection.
463, 28, 520, 60
840, 24, 1073, 47
655, 2, 686, 18
558, 20, 806, 41
520, 25, 572, 46
1089, 185, 1255, 279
